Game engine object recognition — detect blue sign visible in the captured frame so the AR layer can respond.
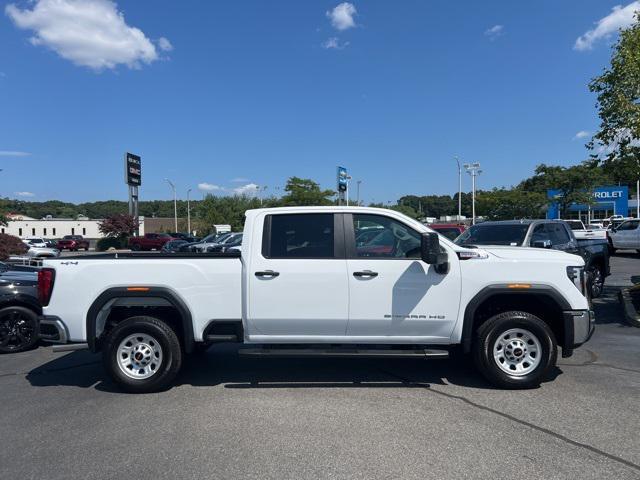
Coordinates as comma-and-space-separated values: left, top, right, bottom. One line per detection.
337, 166, 348, 192
547, 185, 629, 219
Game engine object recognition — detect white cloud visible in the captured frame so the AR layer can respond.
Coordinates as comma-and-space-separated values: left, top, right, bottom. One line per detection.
0, 150, 30, 157
573, 130, 590, 140
233, 183, 259, 196
5, 0, 168, 70
322, 36, 350, 49
158, 37, 173, 52
327, 2, 357, 31
484, 25, 504, 39
198, 182, 224, 192
15, 191, 35, 197
574, 2, 640, 51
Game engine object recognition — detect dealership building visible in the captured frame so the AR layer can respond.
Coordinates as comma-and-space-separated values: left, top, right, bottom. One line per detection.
547, 185, 639, 220
1, 214, 147, 239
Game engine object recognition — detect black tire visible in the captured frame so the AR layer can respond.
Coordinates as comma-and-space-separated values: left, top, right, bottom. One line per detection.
473, 311, 557, 389
131, 244, 141, 251
102, 316, 183, 393
0, 306, 39, 354
586, 265, 605, 298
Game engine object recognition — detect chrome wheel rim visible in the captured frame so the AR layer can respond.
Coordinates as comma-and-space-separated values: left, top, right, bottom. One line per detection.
492, 328, 541, 376
117, 333, 163, 380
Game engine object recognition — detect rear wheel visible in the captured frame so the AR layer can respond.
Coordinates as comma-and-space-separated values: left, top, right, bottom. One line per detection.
131, 243, 141, 251
473, 311, 557, 389
102, 316, 182, 393
0, 306, 39, 354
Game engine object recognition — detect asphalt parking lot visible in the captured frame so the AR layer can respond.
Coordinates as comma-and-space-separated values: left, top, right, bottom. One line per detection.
1, 254, 639, 480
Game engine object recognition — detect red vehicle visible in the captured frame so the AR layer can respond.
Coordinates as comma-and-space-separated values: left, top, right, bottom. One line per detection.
128, 233, 175, 251
56, 235, 90, 251
428, 223, 466, 241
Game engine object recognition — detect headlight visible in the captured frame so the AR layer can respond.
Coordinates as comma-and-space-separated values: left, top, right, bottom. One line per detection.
566, 266, 586, 295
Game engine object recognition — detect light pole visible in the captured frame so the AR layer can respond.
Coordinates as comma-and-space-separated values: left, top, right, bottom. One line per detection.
165, 178, 178, 232
187, 188, 192, 235
356, 180, 362, 206
464, 163, 482, 224
455, 156, 462, 220
346, 175, 352, 206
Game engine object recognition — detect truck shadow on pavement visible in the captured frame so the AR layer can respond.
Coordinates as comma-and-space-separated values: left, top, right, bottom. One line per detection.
24, 345, 561, 393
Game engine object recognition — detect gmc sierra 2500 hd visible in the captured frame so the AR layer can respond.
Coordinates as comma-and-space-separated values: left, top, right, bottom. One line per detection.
39, 207, 594, 393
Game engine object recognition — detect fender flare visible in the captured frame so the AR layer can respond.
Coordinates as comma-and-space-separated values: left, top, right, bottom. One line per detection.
86, 287, 194, 353
461, 284, 572, 353
0, 293, 41, 314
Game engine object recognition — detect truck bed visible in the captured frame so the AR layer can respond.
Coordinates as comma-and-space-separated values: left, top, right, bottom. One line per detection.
42, 253, 242, 342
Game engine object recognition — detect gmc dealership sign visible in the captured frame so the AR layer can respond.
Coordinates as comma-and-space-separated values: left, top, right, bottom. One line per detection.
125, 152, 142, 186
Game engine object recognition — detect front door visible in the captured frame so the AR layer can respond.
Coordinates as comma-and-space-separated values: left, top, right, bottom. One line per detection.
246, 212, 349, 338
345, 214, 461, 340
613, 220, 640, 248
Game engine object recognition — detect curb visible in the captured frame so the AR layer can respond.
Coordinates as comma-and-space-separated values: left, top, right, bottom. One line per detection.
619, 289, 640, 328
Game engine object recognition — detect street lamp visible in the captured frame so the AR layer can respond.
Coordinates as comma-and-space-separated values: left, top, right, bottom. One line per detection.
346, 175, 353, 206
165, 178, 178, 232
356, 180, 362, 206
463, 163, 482, 225
187, 188, 192, 235
454, 156, 462, 220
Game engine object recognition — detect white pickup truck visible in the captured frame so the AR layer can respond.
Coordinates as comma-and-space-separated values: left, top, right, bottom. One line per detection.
39, 207, 594, 393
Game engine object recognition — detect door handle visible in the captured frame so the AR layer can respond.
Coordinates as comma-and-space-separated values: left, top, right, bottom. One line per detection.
353, 270, 378, 278
255, 270, 280, 278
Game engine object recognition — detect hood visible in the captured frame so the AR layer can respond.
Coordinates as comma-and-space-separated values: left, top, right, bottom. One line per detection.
478, 245, 584, 265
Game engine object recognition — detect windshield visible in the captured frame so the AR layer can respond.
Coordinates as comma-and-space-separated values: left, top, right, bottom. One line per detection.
454, 224, 530, 246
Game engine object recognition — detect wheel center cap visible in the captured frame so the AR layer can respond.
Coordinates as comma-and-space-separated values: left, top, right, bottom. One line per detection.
134, 352, 144, 361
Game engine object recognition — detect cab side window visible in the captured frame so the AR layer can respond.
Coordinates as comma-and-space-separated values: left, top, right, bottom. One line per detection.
353, 214, 421, 258
264, 214, 335, 258
618, 220, 639, 231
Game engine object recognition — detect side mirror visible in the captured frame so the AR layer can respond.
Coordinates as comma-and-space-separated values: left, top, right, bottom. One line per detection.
532, 239, 552, 249
421, 232, 449, 273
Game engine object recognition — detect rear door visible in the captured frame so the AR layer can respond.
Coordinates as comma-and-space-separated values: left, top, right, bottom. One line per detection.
345, 213, 461, 339
246, 212, 349, 338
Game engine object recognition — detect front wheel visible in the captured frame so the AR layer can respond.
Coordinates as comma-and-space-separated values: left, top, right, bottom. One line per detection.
102, 316, 183, 393
473, 311, 557, 389
586, 265, 605, 298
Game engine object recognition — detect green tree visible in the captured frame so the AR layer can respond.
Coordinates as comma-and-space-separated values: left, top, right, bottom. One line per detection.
476, 188, 546, 220
281, 177, 335, 206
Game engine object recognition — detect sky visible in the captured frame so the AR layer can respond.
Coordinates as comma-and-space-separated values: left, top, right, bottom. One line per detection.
0, 0, 638, 204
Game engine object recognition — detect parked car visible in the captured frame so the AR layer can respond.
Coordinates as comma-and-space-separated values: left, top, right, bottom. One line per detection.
161, 239, 190, 253
428, 223, 466, 241
57, 235, 90, 251
0, 262, 40, 353
41, 206, 593, 393
454, 219, 610, 297
23, 237, 48, 248
607, 219, 640, 253
562, 219, 607, 240
128, 233, 174, 251
27, 246, 60, 258
207, 234, 243, 252
190, 232, 237, 253
168, 233, 200, 243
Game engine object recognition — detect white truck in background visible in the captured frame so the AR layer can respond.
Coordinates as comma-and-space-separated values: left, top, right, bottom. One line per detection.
563, 220, 607, 241
39, 207, 594, 393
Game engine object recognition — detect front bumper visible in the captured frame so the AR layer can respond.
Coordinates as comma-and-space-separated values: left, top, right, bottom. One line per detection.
561, 309, 595, 357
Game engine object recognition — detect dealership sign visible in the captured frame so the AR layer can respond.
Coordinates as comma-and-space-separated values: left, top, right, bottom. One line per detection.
125, 152, 142, 186
337, 166, 348, 192
546, 185, 629, 218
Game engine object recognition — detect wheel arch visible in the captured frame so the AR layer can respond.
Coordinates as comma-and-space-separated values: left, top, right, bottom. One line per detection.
461, 285, 571, 354
0, 293, 41, 315
86, 287, 194, 354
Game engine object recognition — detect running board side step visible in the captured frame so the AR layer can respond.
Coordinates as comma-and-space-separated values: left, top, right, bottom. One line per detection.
205, 334, 238, 343
238, 348, 449, 359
